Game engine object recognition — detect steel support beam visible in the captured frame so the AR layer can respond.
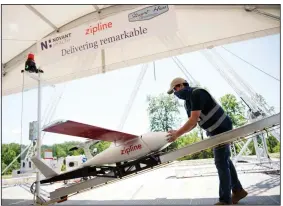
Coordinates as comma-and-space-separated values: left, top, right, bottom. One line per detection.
160, 113, 279, 162
93, 5, 100, 12
25, 5, 58, 30
232, 138, 253, 164
2, 63, 6, 76
244, 5, 280, 21
50, 176, 114, 200
253, 132, 270, 163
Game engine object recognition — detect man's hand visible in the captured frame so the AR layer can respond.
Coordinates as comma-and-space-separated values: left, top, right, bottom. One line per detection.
166, 130, 180, 142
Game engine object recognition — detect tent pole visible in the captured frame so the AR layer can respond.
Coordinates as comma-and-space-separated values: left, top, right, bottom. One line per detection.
36, 71, 42, 203
101, 49, 105, 73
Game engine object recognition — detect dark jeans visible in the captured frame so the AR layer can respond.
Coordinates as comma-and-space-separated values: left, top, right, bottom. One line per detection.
209, 117, 243, 203
213, 144, 243, 203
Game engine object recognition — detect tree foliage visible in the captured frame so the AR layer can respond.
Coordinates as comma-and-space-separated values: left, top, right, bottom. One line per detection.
219, 94, 247, 127
176, 131, 213, 160
2, 143, 21, 175
147, 93, 181, 132
90, 141, 111, 154
1, 140, 111, 175
266, 135, 280, 153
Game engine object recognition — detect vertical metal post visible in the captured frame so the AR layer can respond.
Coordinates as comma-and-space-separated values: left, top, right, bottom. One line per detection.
36, 72, 42, 202
253, 135, 261, 162
262, 132, 272, 165
97, 11, 106, 75
153, 61, 156, 81
230, 143, 237, 158
101, 49, 106, 73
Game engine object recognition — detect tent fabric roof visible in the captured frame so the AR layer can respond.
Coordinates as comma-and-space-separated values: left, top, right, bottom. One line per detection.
2, 5, 113, 63
2, 5, 280, 96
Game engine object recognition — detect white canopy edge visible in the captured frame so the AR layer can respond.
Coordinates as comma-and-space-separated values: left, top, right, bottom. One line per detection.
2, 5, 280, 96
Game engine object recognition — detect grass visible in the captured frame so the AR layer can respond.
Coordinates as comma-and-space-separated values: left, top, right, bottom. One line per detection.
269, 152, 280, 159
2, 175, 12, 179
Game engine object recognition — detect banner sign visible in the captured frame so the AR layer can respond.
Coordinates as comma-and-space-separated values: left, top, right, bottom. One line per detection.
36, 5, 177, 65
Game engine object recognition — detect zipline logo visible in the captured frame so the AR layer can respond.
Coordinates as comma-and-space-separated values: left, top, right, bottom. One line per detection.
121, 144, 142, 155
85, 21, 113, 35
40, 33, 72, 51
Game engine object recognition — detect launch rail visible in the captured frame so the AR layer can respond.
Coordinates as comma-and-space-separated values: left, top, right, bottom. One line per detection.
32, 113, 280, 205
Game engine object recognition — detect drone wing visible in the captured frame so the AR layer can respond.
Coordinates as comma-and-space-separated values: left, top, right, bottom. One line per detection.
43, 120, 138, 142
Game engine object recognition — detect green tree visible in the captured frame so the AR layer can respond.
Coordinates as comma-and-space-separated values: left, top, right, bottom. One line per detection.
1, 144, 8, 162
220, 94, 247, 127
2, 162, 7, 172
273, 144, 280, 153
147, 93, 182, 151
1, 144, 22, 175
264, 132, 280, 154
90, 141, 111, 154
147, 93, 181, 132
176, 131, 213, 160
2, 149, 17, 165
220, 94, 248, 154
54, 145, 67, 158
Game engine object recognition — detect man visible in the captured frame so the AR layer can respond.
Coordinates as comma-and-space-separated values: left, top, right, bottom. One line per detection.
166, 77, 248, 205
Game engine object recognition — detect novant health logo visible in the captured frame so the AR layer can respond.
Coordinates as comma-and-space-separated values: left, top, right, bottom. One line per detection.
40, 33, 72, 51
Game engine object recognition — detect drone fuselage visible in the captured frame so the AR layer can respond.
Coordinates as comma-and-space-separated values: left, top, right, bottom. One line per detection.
82, 131, 170, 166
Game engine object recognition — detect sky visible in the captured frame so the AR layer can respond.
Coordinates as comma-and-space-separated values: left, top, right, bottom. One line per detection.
2, 34, 280, 147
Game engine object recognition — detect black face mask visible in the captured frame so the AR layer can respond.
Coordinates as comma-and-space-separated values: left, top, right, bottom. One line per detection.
174, 86, 192, 100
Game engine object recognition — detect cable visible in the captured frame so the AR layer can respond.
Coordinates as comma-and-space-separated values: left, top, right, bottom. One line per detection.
171, 57, 197, 86
211, 48, 257, 97
20, 72, 25, 161
221, 46, 279, 82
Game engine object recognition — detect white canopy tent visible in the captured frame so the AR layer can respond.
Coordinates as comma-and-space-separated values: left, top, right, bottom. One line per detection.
2, 4, 280, 96
2, 5, 280, 203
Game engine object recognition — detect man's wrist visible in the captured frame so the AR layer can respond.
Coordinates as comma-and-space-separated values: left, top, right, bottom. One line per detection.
176, 129, 183, 138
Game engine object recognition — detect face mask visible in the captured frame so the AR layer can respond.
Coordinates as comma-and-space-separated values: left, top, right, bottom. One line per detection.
174, 86, 192, 100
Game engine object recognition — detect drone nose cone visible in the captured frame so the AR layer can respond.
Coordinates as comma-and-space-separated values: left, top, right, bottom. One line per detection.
157, 131, 169, 140
142, 132, 170, 151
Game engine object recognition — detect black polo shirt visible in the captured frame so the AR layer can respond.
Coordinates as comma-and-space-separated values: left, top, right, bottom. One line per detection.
185, 88, 214, 117
185, 88, 233, 136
